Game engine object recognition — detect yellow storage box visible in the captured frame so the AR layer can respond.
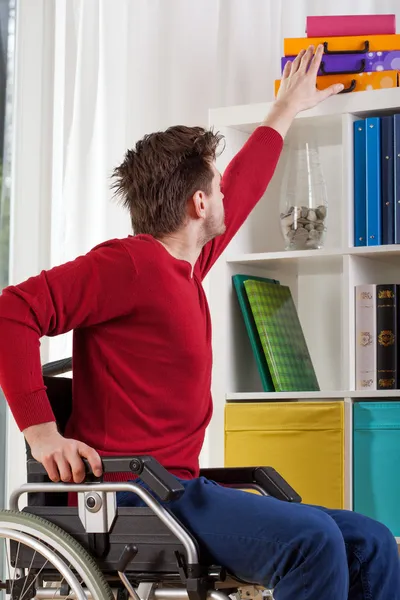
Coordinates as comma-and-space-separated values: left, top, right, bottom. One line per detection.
275, 70, 399, 97
284, 34, 400, 56
225, 401, 344, 509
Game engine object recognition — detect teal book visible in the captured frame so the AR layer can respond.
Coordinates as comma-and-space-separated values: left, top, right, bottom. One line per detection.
243, 279, 319, 392
232, 274, 279, 392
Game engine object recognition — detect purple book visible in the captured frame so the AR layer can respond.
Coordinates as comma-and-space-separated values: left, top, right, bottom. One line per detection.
281, 51, 400, 76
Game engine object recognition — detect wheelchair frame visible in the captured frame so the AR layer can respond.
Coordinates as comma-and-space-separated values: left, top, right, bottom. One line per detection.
0, 358, 302, 600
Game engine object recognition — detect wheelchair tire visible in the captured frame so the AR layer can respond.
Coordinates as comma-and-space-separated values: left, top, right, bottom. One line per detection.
0, 509, 114, 600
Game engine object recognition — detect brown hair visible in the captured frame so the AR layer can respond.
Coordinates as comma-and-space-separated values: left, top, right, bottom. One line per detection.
111, 125, 224, 237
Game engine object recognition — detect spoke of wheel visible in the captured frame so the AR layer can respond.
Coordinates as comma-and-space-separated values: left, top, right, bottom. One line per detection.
48, 559, 76, 600
9, 539, 21, 600
52, 579, 63, 600
19, 558, 49, 600
51, 570, 67, 600
18, 549, 37, 600
4, 537, 12, 585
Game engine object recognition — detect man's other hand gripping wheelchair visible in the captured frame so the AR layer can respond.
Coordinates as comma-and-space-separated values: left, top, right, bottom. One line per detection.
0, 358, 302, 600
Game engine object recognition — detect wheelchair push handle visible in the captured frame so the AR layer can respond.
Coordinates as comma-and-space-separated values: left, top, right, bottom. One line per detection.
27, 455, 185, 502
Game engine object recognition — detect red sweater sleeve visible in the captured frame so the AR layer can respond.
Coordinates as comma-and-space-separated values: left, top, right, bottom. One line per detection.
0, 239, 137, 431
198, 126, 283, 278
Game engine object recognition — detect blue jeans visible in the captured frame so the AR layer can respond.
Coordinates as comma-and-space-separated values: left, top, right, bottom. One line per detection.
117, 477, 400, 600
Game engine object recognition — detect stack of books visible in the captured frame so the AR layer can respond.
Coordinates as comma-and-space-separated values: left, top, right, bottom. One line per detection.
353, 114, 400, 246
355, 283, 400, 390
275, 14, 400, 96
233, 274, 319, 393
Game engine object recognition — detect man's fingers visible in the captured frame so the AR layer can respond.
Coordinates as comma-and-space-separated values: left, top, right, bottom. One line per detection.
66, 449, 86, 483
319, 83, 345, 101
282, 61, 292, 80
55, 454, 73, 483
291, 49, 306, 74
37, 439, 102, 485
309, 44, 324, 78
42, 456, 60, 483
298, 45, 314, 73
78, 443, 103, 478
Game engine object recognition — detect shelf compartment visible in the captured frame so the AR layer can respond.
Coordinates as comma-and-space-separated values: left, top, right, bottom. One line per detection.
226, 391, 400, 401
225, 117, 344, 255
225, 400, 345, 509
226, 259, 344, 394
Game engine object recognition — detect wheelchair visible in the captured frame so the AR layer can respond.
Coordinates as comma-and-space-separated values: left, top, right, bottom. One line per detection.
0, 358, 302, 600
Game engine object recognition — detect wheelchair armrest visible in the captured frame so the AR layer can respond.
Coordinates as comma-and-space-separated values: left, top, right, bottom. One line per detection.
27, 455, 185, 502
199, 466, 302, 503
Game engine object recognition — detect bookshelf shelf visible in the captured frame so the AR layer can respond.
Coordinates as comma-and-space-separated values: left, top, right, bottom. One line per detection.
228, 245, 400, 266
227, 249, 344, 268
349, 245, 400, 260
209, 87, 400, 133
207, 87, 400, 530
227, 390, 400, 402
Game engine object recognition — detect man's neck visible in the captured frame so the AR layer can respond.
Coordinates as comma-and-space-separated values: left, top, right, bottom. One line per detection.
155, 231, 203, 271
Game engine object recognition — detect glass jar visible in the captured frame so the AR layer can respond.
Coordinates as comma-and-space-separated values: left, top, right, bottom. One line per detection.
279, 127, 328, 250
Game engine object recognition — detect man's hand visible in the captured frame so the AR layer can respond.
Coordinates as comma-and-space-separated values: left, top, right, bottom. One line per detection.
24, 422, 103, 483
276, 44, 344, 114
263, 45, 344, 138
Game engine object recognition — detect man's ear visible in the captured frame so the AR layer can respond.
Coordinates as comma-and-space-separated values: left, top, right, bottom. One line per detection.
191, 190, 207, 219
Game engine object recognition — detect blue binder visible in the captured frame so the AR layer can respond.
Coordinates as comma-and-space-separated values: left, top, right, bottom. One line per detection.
394, 114, 400, 244
353, 120, 366, 247
365, 117, 381, 246
380, 115, 394, 245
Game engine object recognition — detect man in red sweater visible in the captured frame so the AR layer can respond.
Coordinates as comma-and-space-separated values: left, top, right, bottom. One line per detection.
0, 45, 399, 600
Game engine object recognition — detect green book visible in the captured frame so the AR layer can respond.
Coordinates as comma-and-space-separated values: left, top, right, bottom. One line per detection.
243, 279, 319, 392
232, 274, 279, 392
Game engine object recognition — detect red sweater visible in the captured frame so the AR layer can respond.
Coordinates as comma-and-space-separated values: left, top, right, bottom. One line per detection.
0, 126, 283, 480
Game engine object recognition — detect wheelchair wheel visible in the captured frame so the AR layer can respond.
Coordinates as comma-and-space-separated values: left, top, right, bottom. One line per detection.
0, 510, 114, 600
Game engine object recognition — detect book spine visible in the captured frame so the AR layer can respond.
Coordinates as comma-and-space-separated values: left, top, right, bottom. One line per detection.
355, 285, 377, 390
380, 115, 394, 245
353, 120, 366, 246
366, 117, 382, 246
394, 114, 400, 243
306, 15, 396, 38
376, 284, 398, 389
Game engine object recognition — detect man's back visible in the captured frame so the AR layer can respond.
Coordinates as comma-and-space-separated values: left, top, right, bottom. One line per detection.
67, 234, 213, 480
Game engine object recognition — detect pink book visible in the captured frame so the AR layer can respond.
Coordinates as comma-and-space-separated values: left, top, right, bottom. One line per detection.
306, 14, 396, 38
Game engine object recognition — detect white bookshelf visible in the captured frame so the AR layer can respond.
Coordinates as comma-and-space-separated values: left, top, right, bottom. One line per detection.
207, 87, 400, 513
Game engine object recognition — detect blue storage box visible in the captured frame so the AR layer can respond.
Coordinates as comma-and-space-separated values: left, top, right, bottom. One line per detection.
353, 402, 400, 536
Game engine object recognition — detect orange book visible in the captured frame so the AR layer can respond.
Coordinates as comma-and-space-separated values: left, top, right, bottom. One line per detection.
274, 70, 399, 97
284, 34, 400, 56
